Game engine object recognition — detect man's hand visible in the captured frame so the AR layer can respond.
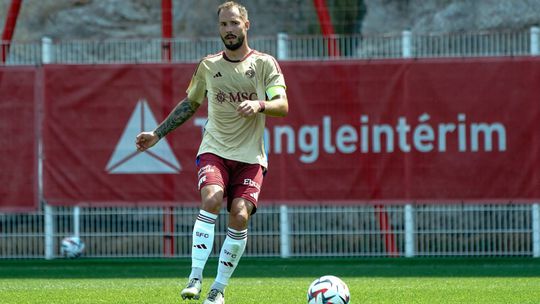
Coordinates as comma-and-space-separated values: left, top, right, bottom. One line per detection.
136, 131, 159, 152
237, 100, 263, 117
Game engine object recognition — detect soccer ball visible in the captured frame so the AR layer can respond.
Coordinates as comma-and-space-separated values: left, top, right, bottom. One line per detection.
60, 236, 85, 258
307, 275, 350, 304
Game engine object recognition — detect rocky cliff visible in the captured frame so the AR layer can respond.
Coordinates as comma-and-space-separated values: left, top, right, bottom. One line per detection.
1, 0, 539, 42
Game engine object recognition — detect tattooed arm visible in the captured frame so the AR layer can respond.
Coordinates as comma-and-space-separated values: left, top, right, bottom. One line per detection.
154, 98, 200, 139
135, 98, 200, 152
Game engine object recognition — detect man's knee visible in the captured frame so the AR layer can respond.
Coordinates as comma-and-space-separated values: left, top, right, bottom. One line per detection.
229, 199, 254, 229
200, 185, 224, 214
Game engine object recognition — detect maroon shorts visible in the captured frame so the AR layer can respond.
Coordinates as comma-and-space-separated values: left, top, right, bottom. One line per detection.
196, 153, 265, 214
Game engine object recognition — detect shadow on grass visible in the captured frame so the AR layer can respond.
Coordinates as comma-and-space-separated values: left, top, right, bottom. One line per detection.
0, 257, 539, 279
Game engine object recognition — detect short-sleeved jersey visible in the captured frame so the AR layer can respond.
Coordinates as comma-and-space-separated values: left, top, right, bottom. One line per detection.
186, 50, 286, 168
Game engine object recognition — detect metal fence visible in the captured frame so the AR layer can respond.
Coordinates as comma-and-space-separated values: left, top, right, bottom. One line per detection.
1, 204, 539, 259
1, 28, 540, 259
1, 27, 539, 65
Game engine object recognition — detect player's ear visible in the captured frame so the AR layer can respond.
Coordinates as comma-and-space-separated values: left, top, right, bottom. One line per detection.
245, 19, 250, 31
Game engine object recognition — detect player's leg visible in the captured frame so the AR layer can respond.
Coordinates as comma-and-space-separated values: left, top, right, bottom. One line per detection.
182, 184, 224, 300
191, 184, 224, 276
204, 163, 263, 304
182, 154, 228, 300
216, 198, 253, 286
204, 198, 253, 304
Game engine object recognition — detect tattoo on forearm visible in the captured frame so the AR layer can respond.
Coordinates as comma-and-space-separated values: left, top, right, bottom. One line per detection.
154, 99, 199, 139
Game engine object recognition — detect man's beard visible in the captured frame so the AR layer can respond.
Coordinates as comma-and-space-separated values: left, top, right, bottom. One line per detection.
222, 34, 245, 51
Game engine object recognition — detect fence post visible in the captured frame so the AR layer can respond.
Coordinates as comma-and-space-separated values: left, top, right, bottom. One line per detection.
277, 32, 289, 60
404, 204, 415, 257
42, 36, 54, 259
73, 206, 81, 237
402, 30, 412, 58
532, 203, 540, 258
531, 26, 540, 55
42, 37, 53, 63
44, 205, 54, 259
279, 205, 291, 258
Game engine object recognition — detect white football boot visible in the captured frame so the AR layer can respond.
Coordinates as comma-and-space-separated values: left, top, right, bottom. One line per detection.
180, 278, 202, 300
203, 289, 225, 304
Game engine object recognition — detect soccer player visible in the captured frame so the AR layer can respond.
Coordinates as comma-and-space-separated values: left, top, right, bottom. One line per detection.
135, 1, 288, 303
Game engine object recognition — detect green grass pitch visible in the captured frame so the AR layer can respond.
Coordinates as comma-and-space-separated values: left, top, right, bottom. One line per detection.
1, 257, 539, 303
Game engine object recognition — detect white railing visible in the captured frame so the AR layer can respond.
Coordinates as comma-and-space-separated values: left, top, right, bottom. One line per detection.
1, 27, 539, 65
412, 30, 531, 58
2, 28, 540, 259
1, 204, 539, 259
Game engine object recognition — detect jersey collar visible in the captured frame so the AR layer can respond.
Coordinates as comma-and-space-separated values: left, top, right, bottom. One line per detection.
222, 49, 255, 62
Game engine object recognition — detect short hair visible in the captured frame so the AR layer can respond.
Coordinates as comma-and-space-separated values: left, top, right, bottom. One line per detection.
217, 1, 248, 21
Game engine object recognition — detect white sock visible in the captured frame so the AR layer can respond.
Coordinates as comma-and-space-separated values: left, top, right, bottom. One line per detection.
213, 228, 247, 290
189, 210, 217, 280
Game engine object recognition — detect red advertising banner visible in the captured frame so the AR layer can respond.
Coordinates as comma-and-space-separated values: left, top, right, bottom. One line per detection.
43, 58, 540, 206
269, 58, 540, 203
0, 67, 38, 211
43, 64, 201, 206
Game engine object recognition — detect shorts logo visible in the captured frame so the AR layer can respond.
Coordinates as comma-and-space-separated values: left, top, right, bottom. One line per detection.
198, 176, 206, 190
198, 165, 214, 177
198, 165, 214, 190
243, 178, 260, 189
249, 192, 260, 200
